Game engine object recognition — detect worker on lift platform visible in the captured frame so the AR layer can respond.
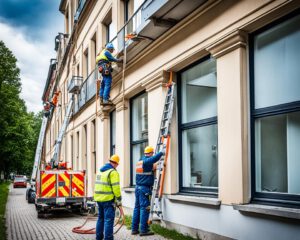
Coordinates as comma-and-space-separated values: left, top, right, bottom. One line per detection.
96, 43, 123, 105
43, 102, 51, 117
50, 90, 61, 107
131, 146, 164, 236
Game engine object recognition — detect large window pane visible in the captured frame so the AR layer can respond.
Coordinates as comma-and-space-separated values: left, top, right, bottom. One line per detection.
254, 14, 300, 109
255, 111, 300, 194
182, 125, 218, 189
132, 93, 148, 141
131, 92, 148, 186
108, 21, 116, 42
132, 142, 148, 185
181, 58, 217, 124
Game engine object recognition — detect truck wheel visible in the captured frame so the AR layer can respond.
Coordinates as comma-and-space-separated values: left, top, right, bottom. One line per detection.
27, 189, 35, 204
37, 211, 45, 219
28, 192, 36, 204
28, 196, 34, 204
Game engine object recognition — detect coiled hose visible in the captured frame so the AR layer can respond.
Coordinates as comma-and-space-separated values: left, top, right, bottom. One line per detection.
72, 205, 125, 234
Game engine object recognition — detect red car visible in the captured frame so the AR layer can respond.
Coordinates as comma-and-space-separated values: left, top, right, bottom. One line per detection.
13, 176, 27, 188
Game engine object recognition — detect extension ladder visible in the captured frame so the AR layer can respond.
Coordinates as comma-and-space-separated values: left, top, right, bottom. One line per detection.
51, 95, 75, 168
148, 73, 175, 223
30, 116, 49, 182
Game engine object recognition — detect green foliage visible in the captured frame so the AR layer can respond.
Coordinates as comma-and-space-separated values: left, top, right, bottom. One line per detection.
123, 215, 200, 240
151, 224, 200, 240
0, 41, 42, 178
0, 182, 9, 240
124, 215, 132, 230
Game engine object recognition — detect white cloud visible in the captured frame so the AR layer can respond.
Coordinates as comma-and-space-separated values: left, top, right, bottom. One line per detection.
0, 20, 57, 113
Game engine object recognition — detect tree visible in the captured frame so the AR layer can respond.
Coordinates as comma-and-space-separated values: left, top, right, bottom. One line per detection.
0, 41, 42, 178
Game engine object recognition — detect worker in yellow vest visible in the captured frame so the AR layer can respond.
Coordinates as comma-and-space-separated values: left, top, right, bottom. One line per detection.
96, 43, 123, 105
94, 154, 122, 240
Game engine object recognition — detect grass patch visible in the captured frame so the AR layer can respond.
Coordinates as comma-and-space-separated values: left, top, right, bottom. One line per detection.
0, 181, 10, 240
124, 215, 132, 230
151, 224, 199, 240
123, 215, 199, 240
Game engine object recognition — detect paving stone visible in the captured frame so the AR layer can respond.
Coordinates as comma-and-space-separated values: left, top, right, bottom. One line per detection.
6, 185, 167, 240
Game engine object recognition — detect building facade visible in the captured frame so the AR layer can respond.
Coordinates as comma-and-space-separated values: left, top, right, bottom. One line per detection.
42, 0, 300, 239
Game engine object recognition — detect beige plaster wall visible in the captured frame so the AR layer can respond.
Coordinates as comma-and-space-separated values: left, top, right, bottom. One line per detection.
43, 0, 300, 203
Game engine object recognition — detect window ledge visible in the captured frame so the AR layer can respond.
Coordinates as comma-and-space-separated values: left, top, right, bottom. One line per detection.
233, 204, 300, 220
166, 194, 221, 206
122, 187, 135, 193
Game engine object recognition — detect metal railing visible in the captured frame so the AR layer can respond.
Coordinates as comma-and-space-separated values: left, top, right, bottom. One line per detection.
68, 76, 83, 93
73, 68, 97, 114
111, 0, 149, 54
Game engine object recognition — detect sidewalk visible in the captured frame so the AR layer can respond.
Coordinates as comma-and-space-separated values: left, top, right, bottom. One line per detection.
5, 185, 167, 240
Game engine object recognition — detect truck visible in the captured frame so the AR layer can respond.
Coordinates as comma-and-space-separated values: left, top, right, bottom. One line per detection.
35, 169, 87, 218
27, 68, 87, 217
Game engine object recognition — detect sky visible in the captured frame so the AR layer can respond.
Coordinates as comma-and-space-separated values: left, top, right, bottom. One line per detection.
0, 0, 64, 113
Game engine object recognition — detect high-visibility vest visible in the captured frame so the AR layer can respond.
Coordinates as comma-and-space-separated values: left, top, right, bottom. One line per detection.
136, 161, 153, 176
94, 169, 121, 202
96, 49, 108, 64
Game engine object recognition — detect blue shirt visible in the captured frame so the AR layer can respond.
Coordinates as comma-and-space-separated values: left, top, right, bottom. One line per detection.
104, 50, 119, 62
136, 152, 163, 187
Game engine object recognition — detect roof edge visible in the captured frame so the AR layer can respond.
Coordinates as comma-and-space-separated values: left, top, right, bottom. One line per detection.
59, 0, 67, 13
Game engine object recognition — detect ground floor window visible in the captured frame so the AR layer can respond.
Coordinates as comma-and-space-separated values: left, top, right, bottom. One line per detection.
178, 56, 218, 195
254, 112, 300, 195
251, 10, 300, 206
130, 92, 148, 185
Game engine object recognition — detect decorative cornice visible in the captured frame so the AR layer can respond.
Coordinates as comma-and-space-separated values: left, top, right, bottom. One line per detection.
142, 70, 169, 92
206, 30, 247, 58
98, 108, 110, 121
115, 98, 128, 112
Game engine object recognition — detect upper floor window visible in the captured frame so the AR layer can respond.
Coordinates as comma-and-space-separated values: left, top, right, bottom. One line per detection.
251, 11, 300, 206
83, 49, 89, 79
124, 0, 130, 22
179, 56, 218, 195
130, 92, 148, 185
102, 9, 115, 44
65, 8, 69, 34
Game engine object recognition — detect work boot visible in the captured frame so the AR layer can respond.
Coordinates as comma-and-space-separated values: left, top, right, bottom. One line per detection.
139, 231, 154, 236
103, 99, 113, 105
100, 97, 103, 104
131, 230, 139, 235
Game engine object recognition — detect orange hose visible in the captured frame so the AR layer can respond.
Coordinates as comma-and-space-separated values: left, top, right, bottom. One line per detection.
72, 205, 124, 235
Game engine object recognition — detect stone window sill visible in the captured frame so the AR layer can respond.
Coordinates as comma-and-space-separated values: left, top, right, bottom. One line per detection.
166, 194, 221, 207
233, 204, 300, 220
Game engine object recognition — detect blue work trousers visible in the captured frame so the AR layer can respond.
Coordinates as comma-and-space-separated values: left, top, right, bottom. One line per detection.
131, 185, 152, 233
99, 74, 112, 101
96, 200, 115, 240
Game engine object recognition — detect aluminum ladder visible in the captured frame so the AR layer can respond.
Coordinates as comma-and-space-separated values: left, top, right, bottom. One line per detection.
50, 95, 74, 168
30, 116, 49, 183
148, 76, 175, 223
